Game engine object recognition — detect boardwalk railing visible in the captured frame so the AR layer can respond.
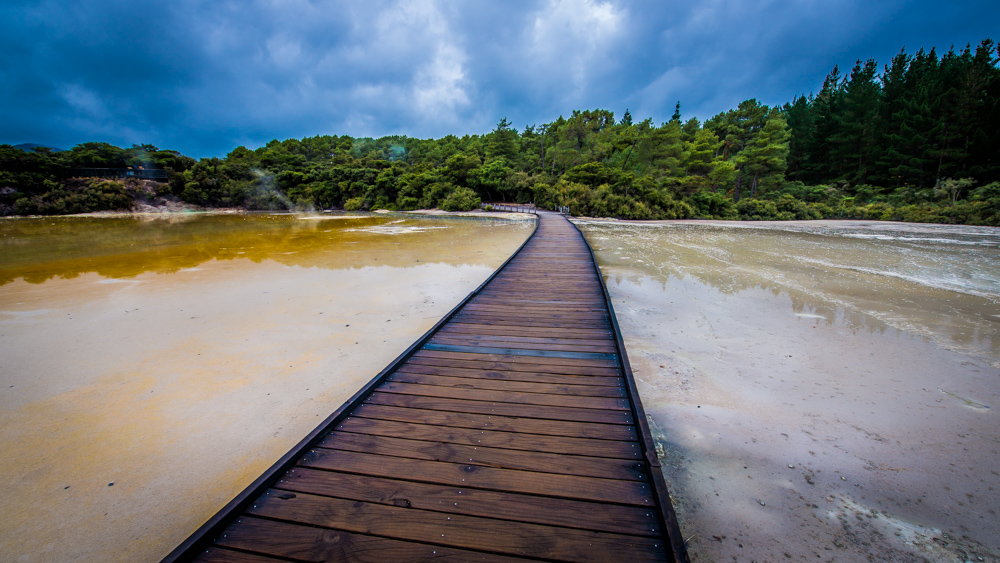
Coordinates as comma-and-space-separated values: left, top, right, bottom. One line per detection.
67, 167, 169, 180
481, 202, 537, 214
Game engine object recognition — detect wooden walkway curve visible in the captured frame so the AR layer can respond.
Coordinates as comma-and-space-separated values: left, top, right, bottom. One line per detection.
164, 212, 686, 563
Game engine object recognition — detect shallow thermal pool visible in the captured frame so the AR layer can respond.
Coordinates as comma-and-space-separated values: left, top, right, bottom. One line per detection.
0, 211, 532, 562
575, 219, 1000, 563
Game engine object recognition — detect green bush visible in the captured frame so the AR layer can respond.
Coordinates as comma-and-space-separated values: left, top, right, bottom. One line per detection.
685, 191, 738, 219
852, 202, 898, 221
737, 198, 780, 220
439, 187, 481, 211
343, 196, 365, 211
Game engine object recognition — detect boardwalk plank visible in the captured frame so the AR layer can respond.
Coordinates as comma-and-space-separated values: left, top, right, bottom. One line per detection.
319, 431, 647, 480
406, 354, 621, 376
388, 371, 626, 397
246, 491, 666, 562
394, 362, 625, 387
350, 403, 638, 441
430, 336, 617, 354
214, 517, 520, 562
300, 449, 654, 505
378, 380, 630, 410
192, 548, 286, 563
331, 417, 641, 459
364, 392, 635, 424
276, 468, 662, 536
414, 349, 619, 368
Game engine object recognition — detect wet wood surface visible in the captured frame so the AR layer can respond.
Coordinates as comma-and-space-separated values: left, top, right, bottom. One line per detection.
179, 212, 680, 562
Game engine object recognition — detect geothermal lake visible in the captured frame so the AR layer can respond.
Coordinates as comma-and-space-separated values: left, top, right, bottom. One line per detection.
0, 212, 532, 562
575, 219, 1000, 563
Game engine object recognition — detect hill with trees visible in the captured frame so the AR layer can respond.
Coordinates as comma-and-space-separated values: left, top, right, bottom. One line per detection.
3, 39, 998, 225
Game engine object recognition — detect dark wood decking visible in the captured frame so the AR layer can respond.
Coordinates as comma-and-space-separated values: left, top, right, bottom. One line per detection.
165, 212, 685, 563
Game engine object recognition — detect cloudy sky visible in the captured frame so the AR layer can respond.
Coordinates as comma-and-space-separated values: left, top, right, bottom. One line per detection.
2, 0, 997, 157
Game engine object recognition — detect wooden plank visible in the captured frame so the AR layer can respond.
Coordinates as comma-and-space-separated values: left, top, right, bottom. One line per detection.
389, 371, 625, 397
438, 323, 613, 340
331, 417, 641, 459
473, 294, 603, 300
351, 403, 639, 441
406, 354, 622, 376
422, 343, 616, 360
459, 300, 604, 307
299, 450, 654, 506
462, 308, 608, 319
318, 431, 647, 480
378, 381, 631, 411
431, 331, 616, 345
276, 468, 662, 536
213, 516, 521, 562
448, 317, 614, 329
395, 362, 623, 386
446, 320, 614, 340
192, 548, 286, 563
364, 392, 635, 425
452, 312, 611, 323
415, 349, 619, 368
434, 331, 615, 348
246, 491, 667, 562
429, 336, 617, 354
460, 300, 593, 306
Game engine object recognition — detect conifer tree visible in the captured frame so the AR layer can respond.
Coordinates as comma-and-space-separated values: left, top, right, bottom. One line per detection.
735, 112, 790, 197
784, 95, 814, 181
829, 59, 880, 183
803, 67, 843, 182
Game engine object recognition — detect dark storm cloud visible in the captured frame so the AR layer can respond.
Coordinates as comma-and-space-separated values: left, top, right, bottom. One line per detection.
1, 0, 997, 157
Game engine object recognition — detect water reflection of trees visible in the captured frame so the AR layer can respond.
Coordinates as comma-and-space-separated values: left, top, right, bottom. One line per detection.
604, 265, 893, 336
0, 215, 527, 286
586, 222, 999, 359
588, 223, 891, 336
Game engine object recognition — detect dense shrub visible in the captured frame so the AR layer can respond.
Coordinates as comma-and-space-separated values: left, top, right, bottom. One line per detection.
685, 191, 738, 219
439, 187, 481, 211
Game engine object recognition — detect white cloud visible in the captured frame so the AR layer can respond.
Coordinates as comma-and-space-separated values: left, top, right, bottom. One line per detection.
413, 42, 470, 114
528, 0, 625, 95
368, 0, 472, 125
60, 83, 106, 117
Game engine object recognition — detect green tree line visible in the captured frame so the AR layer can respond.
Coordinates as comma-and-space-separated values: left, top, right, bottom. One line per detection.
2, 38, 998, 225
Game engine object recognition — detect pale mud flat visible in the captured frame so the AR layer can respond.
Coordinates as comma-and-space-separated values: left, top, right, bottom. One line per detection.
575, 219, 1000, 563
0, 213, 532, 562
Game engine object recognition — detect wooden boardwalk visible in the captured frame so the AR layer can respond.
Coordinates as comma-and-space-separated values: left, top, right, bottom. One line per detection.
165, 212, 685, 563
